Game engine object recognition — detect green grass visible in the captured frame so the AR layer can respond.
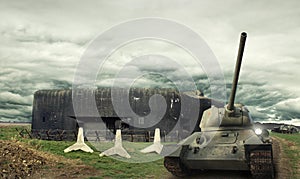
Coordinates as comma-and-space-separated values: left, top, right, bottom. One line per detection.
271, 132, 300, 178
2, 126, 300, 178
0, 126, 168, 178
0, 126, 27, 140
271, 132, 300, 146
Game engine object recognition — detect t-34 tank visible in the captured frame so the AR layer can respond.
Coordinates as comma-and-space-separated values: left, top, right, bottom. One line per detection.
163, 32, 274, 178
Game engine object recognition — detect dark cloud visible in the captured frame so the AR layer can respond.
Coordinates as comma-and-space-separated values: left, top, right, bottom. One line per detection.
0, 0, 299, 125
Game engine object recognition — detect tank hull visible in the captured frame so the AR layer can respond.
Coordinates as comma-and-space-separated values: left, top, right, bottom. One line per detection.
164, 129, 274, 177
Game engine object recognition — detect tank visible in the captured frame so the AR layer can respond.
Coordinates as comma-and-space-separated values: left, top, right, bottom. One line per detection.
163, 32, 275, 178
272, 124, 299, 134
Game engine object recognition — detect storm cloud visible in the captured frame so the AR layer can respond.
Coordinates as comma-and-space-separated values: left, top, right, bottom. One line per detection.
0, 0, 300, 125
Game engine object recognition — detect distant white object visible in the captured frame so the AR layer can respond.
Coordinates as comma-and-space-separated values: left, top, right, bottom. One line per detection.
64, 127, 94, 153
99, 129, 131, 158
140, 128, 163, 154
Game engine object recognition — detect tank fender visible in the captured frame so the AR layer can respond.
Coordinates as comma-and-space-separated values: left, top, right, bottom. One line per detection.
177, 132, 201, 146
161, 144, 182, 157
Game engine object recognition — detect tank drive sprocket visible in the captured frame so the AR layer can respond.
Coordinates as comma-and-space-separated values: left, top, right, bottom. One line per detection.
249, 150, 274, 178
164, 157, 189, 177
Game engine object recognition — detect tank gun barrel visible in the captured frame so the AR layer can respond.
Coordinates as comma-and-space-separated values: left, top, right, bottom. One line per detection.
227, 32, 247, 112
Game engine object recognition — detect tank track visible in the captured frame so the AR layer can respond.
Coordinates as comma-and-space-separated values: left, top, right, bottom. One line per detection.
164, 157, 189, 177
249, 150, 274, 179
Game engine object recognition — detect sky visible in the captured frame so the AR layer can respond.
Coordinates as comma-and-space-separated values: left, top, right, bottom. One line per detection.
0, 0, 300, 125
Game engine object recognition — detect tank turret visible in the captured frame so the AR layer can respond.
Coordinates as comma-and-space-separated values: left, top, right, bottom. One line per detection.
219, 32, 251, 127
200, 32, 251, 129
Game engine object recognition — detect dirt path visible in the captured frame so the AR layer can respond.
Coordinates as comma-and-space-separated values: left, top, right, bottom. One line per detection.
272, 137, 293, 179
166, 137, 292, 179
0, 140, 101, 179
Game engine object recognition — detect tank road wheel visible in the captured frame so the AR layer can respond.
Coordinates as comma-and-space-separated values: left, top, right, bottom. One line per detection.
164, 157, 190, 177
249, 150, 275, 179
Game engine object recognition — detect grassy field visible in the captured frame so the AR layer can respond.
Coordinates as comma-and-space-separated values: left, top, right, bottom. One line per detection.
271, 132, 300, 178
0, 126, 169, 178
1, 125, 299, 178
